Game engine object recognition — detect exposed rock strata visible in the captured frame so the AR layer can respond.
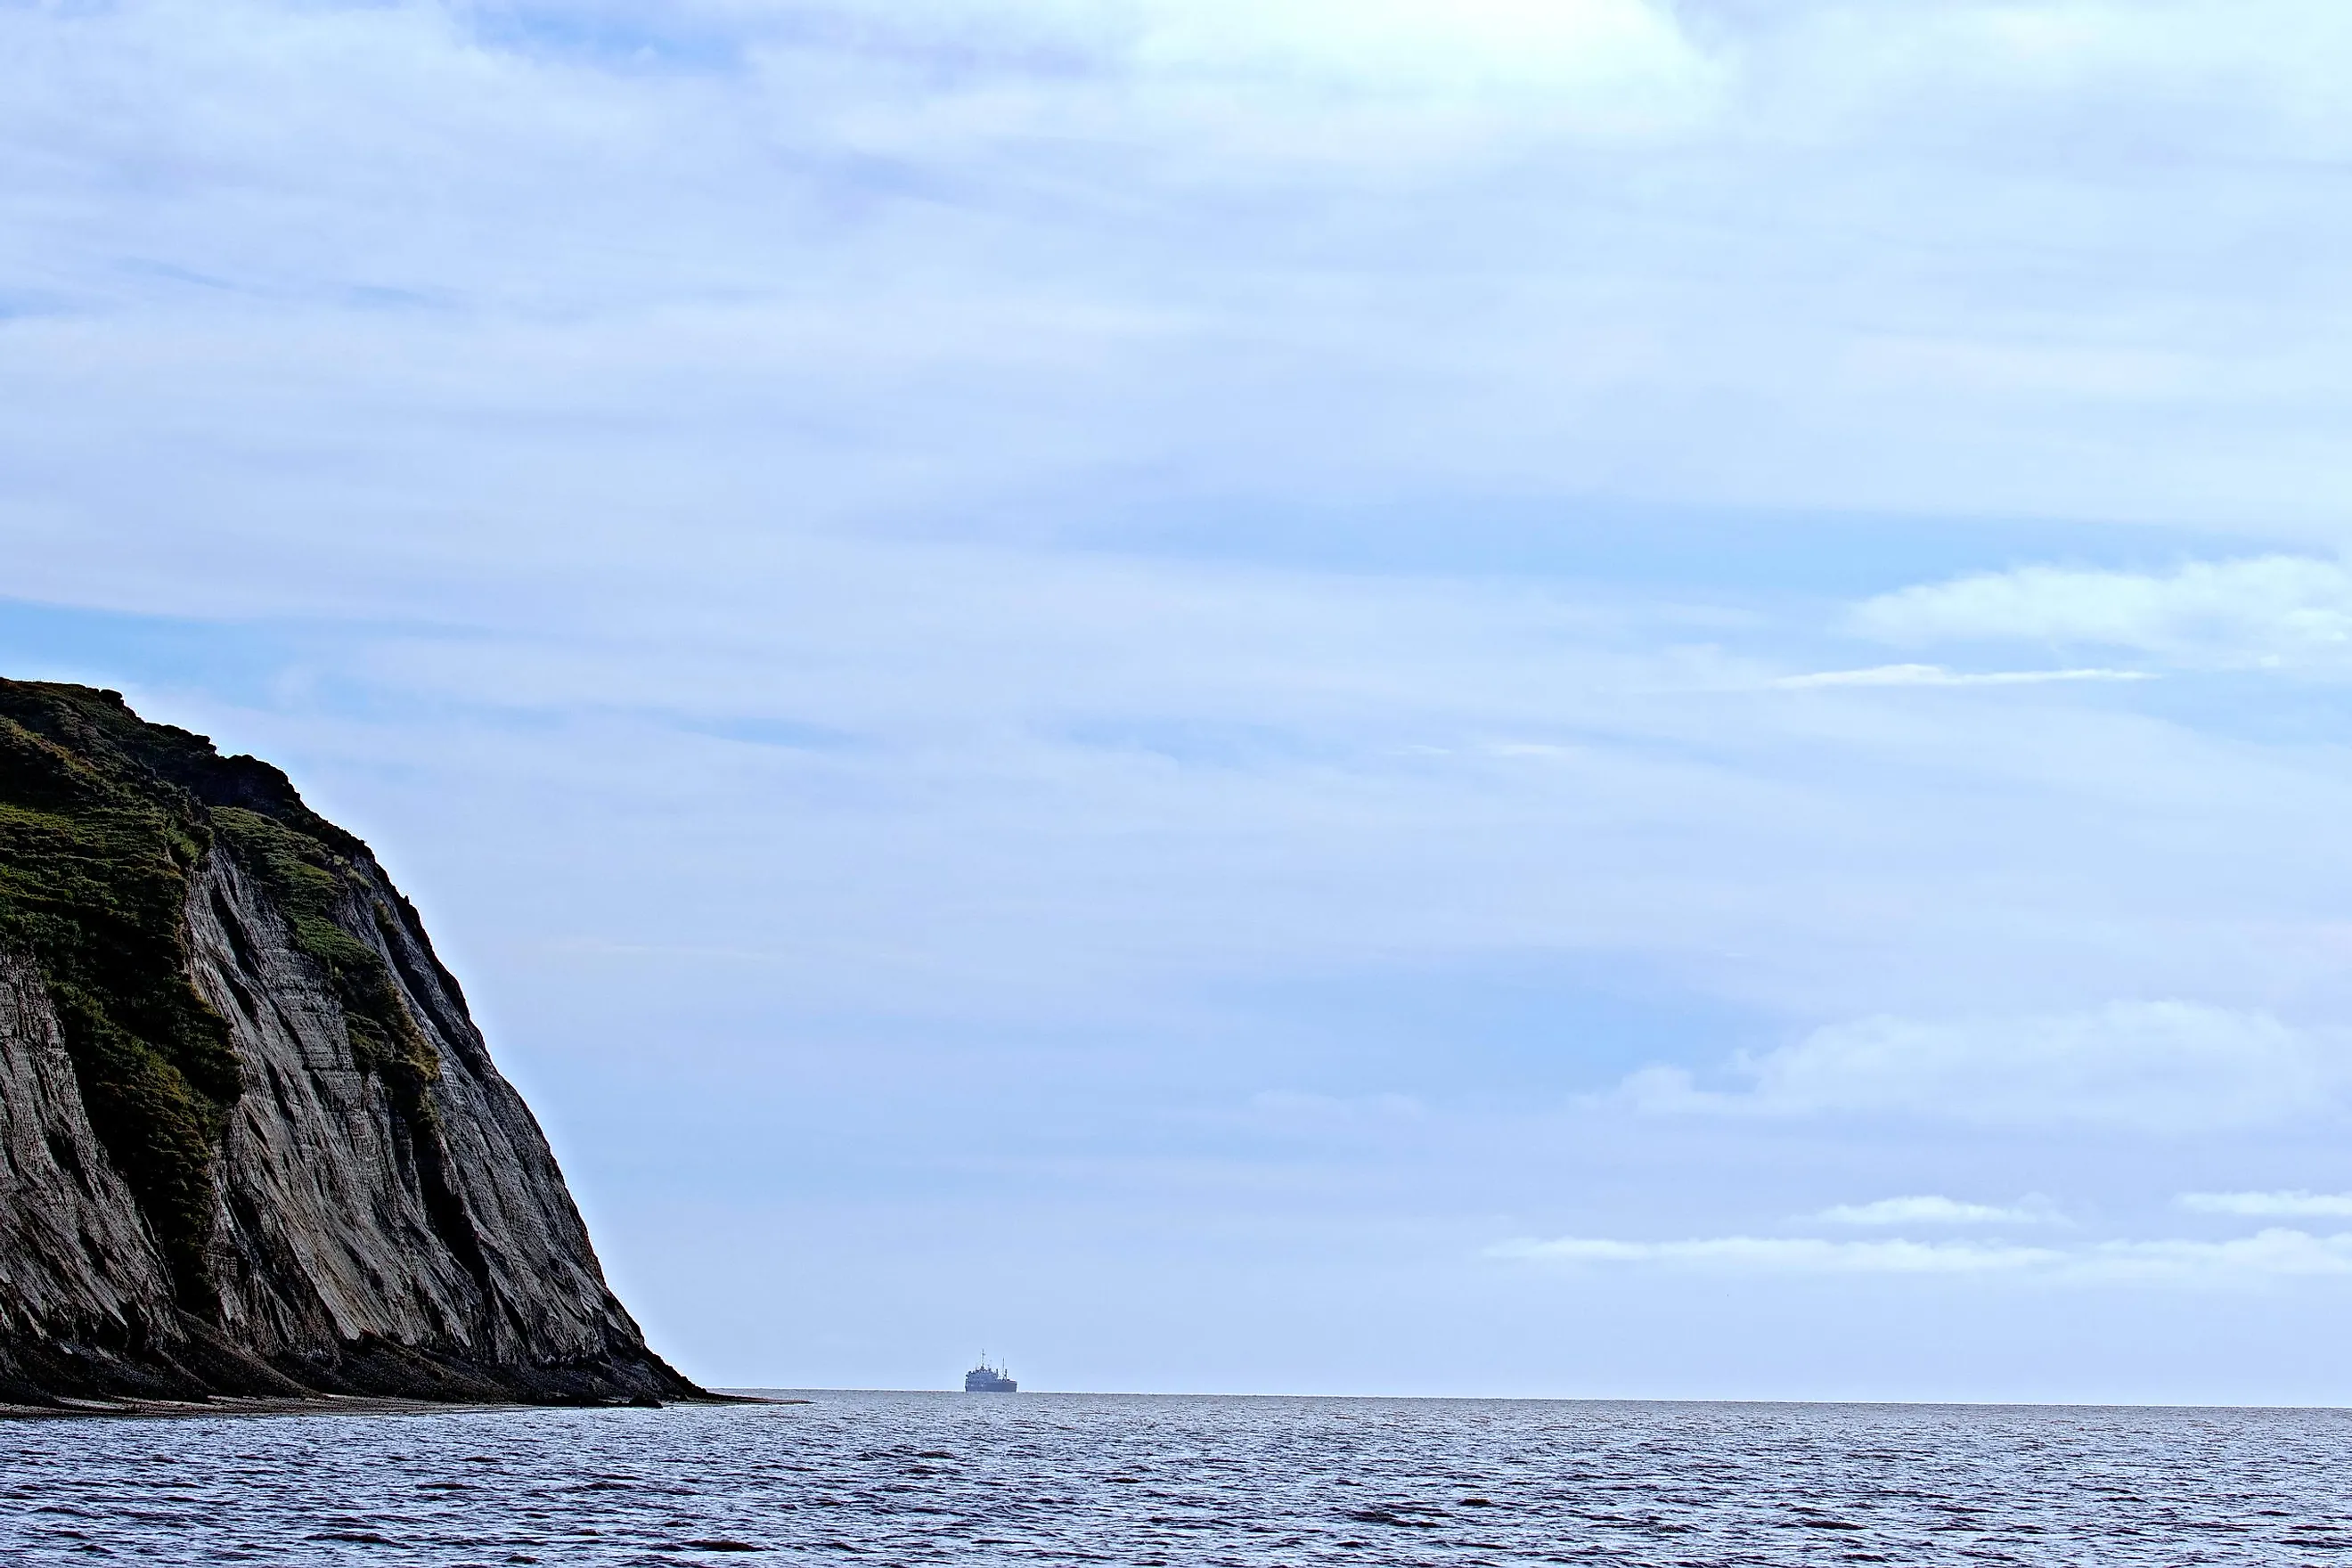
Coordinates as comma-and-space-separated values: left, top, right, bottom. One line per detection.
0, 679, 699, 1406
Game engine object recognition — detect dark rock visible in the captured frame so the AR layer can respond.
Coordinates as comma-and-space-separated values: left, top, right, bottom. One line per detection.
0, 678, 704, 1406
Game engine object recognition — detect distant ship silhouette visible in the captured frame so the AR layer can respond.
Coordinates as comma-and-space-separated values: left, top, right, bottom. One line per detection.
963, 1354, 1017, 1392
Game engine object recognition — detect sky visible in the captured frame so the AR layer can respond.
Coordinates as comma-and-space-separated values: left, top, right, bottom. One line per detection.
12, 0, 2352, 1402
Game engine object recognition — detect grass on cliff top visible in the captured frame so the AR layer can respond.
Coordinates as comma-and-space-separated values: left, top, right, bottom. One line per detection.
0, 678, 440, 1317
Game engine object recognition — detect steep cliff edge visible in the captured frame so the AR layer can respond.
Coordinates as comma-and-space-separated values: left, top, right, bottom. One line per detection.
0, 679, 701, 1406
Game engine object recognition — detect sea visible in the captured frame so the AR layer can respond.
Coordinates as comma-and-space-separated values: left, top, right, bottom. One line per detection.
5, 1390, 2351, 1565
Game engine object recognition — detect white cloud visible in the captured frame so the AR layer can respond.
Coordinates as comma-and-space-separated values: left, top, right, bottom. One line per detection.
1852, 558, 2352, 669
789, 0, 1721, 108
2180, 1190, 2352, 1217
1125, 0, 1722, 114
2087, 1229, 2352, 1280
823, 0, 2352, 145
1815, 1196, 2055, 1226
1492, 1227, 2352, 1283
1489, 1235, 2059, 1273
1772, 664, 2152, 689
1621, 1002, 2344, 1131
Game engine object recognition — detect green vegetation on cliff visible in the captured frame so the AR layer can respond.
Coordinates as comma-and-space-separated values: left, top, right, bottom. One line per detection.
0, 679, 439, 1314
208, 804, 440, 1124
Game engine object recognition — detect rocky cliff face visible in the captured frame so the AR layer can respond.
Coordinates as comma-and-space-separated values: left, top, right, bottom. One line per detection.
0, 679, 700, 1406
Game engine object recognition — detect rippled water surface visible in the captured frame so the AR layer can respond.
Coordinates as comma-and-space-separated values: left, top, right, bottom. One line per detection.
8, 1391, 2352, 1564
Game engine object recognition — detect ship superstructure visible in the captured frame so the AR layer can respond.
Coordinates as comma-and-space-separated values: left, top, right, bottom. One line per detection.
963, 1356, 1017, 1392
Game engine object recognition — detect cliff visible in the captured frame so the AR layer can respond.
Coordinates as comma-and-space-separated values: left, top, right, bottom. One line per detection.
0, 679, 702, 1406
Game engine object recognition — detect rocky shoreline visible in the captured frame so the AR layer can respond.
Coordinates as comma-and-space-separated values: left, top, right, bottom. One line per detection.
0, 1392, 803, 1420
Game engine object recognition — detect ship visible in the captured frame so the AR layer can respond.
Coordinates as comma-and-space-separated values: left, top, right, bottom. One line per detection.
963, 1355, 1017, 1392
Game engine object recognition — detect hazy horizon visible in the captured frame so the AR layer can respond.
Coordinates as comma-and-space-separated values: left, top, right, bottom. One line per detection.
719, 1392, 2352, 1419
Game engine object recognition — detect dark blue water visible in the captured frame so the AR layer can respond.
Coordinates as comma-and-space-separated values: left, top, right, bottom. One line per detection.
6, 1391, 2351, 1564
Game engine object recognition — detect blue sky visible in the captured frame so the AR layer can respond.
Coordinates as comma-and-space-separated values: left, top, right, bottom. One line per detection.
14, 0, 2352, 1401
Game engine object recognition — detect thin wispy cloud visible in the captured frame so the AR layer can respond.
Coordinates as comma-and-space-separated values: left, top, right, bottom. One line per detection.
2180, 1191, 2352, 1217
1489, 1236, 2060, 1274
1620, 1003, 2345, 1132
2091, 1229, 2352, 1281
1852, 558, 2352, 671
1814, 1196, 2056, 1227
1122, 0, 1724, 117
1771, 665, 2152, 690
1494, 1229, 2352, 1284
